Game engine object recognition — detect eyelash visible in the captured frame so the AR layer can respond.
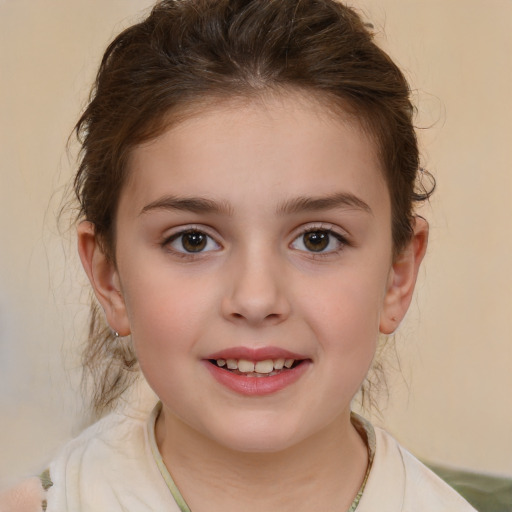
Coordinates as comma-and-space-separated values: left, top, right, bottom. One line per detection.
290, 226, 349, 256
162, 228, 221, 259
161, 225, 349, 259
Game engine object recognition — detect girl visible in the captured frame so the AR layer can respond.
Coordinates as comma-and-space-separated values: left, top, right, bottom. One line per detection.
1, 0, 476, 510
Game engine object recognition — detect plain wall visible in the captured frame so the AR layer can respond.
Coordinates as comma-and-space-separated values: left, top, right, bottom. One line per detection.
1, 0, 511, 486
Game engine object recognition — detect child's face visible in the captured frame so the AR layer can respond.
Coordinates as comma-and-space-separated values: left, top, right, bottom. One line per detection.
86, 93, 419, 452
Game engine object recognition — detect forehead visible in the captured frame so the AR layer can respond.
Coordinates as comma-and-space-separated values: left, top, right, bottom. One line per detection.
123, 92, 388, 216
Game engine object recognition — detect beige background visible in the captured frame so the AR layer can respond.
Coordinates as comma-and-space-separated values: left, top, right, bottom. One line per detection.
1, 0, 511, 487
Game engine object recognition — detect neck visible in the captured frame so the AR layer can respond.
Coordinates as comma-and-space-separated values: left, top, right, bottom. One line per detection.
155, 407, 368, 512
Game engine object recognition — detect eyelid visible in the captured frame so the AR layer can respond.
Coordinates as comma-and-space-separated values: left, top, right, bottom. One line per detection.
161, 225, 222, 256
289, 222, 349, 241
162, 224, 219, 241
289, 223, 350, 254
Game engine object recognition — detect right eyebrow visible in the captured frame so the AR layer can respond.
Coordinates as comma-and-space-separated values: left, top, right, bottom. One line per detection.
139, 195, 234, 216
276, 192, 372, 216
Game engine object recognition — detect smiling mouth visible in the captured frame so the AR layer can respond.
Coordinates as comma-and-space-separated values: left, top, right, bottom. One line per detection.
208, 358, 304, 377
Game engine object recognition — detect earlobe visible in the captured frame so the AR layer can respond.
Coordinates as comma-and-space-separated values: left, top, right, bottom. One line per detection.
379, 217, 429, 334
77, 221, 131, 336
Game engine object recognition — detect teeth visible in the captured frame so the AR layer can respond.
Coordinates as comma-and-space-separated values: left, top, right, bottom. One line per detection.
273, 358, 285, 370
237, 359, 255, 373
214, 358, 296, 373
254, 360, 274, 374
226, 359, 238, 370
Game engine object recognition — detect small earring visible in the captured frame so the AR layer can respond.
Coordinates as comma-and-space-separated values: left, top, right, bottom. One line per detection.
111, 328, 130, 338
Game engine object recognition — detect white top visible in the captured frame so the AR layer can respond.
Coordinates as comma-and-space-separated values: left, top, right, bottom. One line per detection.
39, 402, 475, 512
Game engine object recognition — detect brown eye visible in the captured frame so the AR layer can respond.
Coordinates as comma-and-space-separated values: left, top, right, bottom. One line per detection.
181, 231, 207, 252
303, 231, 329, 252
167, 229, 220, 254
290, 228, 345, 254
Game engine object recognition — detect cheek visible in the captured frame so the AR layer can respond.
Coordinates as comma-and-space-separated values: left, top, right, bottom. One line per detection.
121, 271, 217, 360
297, 268, 385, 358
122, 279, 208, 403
305, 266, 385, 318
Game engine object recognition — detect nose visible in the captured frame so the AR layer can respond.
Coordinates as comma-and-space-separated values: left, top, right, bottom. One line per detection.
221, 247, 291, 327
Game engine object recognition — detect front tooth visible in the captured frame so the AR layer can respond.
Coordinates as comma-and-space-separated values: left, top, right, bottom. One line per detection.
216, 359, 226, 367
255, 360, 274, 374
238, 359, 255, 373
284, 359, 295, 369
226, 359, 238, 370
273, 358, 285, 370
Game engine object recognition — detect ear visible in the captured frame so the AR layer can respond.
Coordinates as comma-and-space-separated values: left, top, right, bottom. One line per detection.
77, 221, 131, 336
379, 216, 429, 334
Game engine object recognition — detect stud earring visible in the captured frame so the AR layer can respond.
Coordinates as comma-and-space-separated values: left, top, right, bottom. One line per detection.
111, 328, 131, 338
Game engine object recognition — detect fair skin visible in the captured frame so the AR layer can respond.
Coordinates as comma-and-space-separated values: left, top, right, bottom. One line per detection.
78, 93, 428, 512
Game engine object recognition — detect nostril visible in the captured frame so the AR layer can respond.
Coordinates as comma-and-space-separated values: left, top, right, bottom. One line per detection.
230, 311, 282, 322
221, 284, 291, 325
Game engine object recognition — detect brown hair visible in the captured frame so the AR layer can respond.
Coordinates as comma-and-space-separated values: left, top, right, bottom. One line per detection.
74, 0, 434, 414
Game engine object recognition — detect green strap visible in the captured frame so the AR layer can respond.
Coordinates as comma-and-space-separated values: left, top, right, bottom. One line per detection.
39, 469, 54, 511
39, 468, 54, 491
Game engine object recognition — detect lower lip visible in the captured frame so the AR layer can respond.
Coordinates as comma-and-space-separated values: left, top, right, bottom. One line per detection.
204, 360, 311, 396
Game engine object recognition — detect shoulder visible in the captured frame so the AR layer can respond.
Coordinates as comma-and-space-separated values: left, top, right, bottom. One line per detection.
357, 426, 477, 512
50, 407, 148, 471
44, 404, 177, 511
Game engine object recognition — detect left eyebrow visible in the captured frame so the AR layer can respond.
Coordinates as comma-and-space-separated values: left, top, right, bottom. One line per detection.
276, 192, 372, 216
139, 195, 234, 216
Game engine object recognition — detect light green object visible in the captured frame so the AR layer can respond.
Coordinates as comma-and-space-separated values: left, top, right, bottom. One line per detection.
427, 463, 512, 512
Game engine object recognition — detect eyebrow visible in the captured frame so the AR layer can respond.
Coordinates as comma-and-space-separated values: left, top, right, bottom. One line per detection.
140, 195, 234, 216
276, 192, 372, 215
140, 192, 371, 217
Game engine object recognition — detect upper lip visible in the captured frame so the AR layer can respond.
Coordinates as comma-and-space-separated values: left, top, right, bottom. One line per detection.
206, 346, 308, 361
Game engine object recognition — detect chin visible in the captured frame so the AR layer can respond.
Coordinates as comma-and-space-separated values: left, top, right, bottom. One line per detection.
205, 415, 306, 454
